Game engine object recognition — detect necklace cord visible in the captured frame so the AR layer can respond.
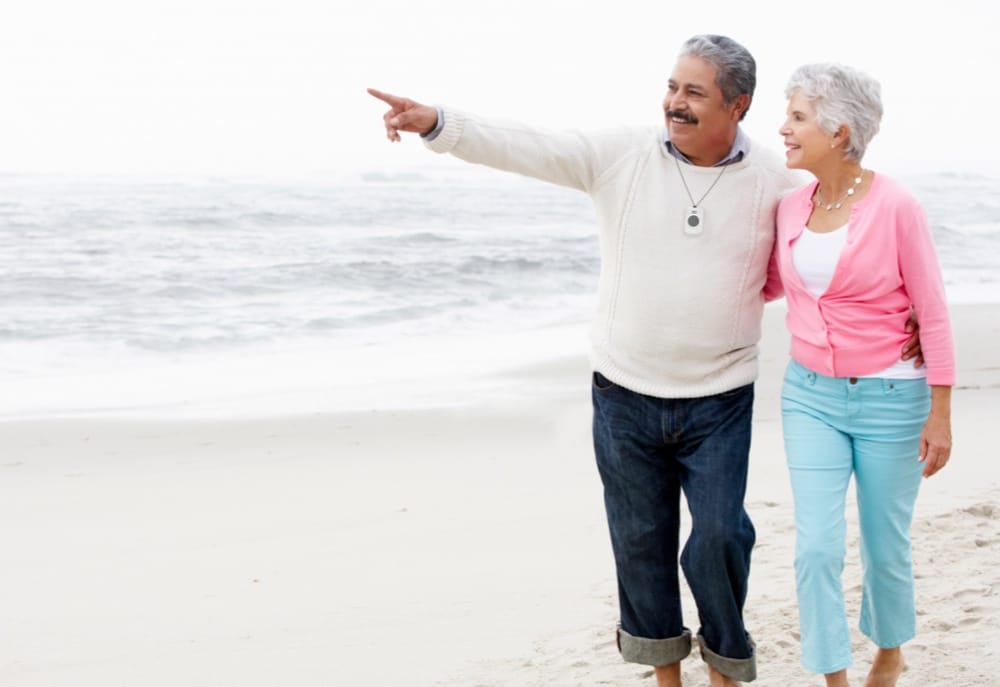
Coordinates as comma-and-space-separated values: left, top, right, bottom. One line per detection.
674, 155, 730, 208
814, 171, 865, 211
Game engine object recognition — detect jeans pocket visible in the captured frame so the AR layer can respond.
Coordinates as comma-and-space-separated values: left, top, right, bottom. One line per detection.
593, 370, 617, 392
718, 382, 753, 399
785, 360, 818, 386
781, 363, 811, 411
881, 378, 931, 400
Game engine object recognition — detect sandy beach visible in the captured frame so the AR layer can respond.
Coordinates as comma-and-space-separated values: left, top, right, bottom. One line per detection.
1, 302, 997, 687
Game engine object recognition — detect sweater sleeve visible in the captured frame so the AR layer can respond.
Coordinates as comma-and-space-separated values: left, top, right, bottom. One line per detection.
424, 107, 638, 193
896, 198, 956, 386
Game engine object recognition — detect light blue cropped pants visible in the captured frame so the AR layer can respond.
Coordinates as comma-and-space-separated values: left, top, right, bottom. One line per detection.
780, 360, 930, 675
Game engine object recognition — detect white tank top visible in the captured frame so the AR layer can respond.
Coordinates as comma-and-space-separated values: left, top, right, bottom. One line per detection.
792, 223, 847, 296
792, 225, 926, 380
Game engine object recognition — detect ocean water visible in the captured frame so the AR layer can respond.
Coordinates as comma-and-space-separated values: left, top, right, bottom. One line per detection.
1, 168, 997, 417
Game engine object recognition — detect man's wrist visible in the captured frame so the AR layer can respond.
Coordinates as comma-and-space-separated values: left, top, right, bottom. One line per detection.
420, 107, 445, 140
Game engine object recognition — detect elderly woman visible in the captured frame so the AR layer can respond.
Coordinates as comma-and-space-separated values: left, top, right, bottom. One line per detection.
772, 64, 955, 687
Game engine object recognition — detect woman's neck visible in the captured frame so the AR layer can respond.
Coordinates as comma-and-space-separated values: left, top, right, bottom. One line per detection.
814, 161, 865, 201
812, 159, 866, 211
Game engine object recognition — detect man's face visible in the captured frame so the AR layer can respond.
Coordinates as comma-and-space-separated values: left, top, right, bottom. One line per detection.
662, 55, 745, 166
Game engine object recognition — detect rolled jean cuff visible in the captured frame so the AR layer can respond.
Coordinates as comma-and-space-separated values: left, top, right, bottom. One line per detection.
617, 626, 692, 666
697, 632, 757, 682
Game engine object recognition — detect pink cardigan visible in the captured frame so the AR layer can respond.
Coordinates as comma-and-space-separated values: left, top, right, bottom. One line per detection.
769, 173, 955, 386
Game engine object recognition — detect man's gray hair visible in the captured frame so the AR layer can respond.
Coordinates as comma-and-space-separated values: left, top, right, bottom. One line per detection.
680, 35, 756, 121
785, 63, 883, 162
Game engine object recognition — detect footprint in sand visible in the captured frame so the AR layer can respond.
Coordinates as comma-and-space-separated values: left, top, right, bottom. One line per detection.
963, 504, 996, 518
955, 587, 990, 600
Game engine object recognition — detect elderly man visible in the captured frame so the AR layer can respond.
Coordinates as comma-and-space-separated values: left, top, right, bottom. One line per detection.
370, 35, 823, 687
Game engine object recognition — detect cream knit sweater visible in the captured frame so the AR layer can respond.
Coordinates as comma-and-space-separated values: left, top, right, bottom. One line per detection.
425, 108, 798, 398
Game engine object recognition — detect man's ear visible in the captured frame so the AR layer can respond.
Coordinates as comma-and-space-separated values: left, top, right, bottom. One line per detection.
731, 94, 751, 121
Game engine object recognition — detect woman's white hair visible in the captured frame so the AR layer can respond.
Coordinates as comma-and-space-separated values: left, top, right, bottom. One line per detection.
785, 63, 883, 162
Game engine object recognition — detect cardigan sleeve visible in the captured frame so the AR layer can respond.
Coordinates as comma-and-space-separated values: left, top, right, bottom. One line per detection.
896, 198, 956, 386
763, 240, 784, 302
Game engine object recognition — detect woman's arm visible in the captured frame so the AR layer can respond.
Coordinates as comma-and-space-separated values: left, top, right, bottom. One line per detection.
896, 197, 955, 386
920, 385, 952, 477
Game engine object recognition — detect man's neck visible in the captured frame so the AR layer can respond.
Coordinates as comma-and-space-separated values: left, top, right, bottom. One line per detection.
667, 127, 747, 168
686, 148, 731, 167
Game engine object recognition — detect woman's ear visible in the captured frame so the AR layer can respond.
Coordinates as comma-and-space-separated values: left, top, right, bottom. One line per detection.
831, 124, 850, 148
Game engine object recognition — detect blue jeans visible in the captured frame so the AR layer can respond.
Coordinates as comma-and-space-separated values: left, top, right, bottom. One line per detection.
592, 372, 757, 682
781, 360, 929, 674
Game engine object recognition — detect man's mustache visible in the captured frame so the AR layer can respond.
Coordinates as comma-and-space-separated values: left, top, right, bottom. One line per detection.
666, 110, 698, 124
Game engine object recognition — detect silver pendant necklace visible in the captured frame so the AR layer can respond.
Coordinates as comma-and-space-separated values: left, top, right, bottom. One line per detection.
814, 171, 865, 211
674, 155, 730, 236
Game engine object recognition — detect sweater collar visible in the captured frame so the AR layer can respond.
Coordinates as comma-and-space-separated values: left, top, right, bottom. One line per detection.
663, 126, 751, 167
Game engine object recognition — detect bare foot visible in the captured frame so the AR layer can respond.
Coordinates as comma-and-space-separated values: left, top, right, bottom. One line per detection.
864, 647, 906, 687
708, 665, 741, 687
654, 662, 682, 687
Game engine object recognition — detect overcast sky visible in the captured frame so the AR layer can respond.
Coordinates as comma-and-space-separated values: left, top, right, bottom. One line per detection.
2, 0, 997, 178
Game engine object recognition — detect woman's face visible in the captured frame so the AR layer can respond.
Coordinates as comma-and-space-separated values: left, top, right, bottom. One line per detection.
778, 90, 835, 171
